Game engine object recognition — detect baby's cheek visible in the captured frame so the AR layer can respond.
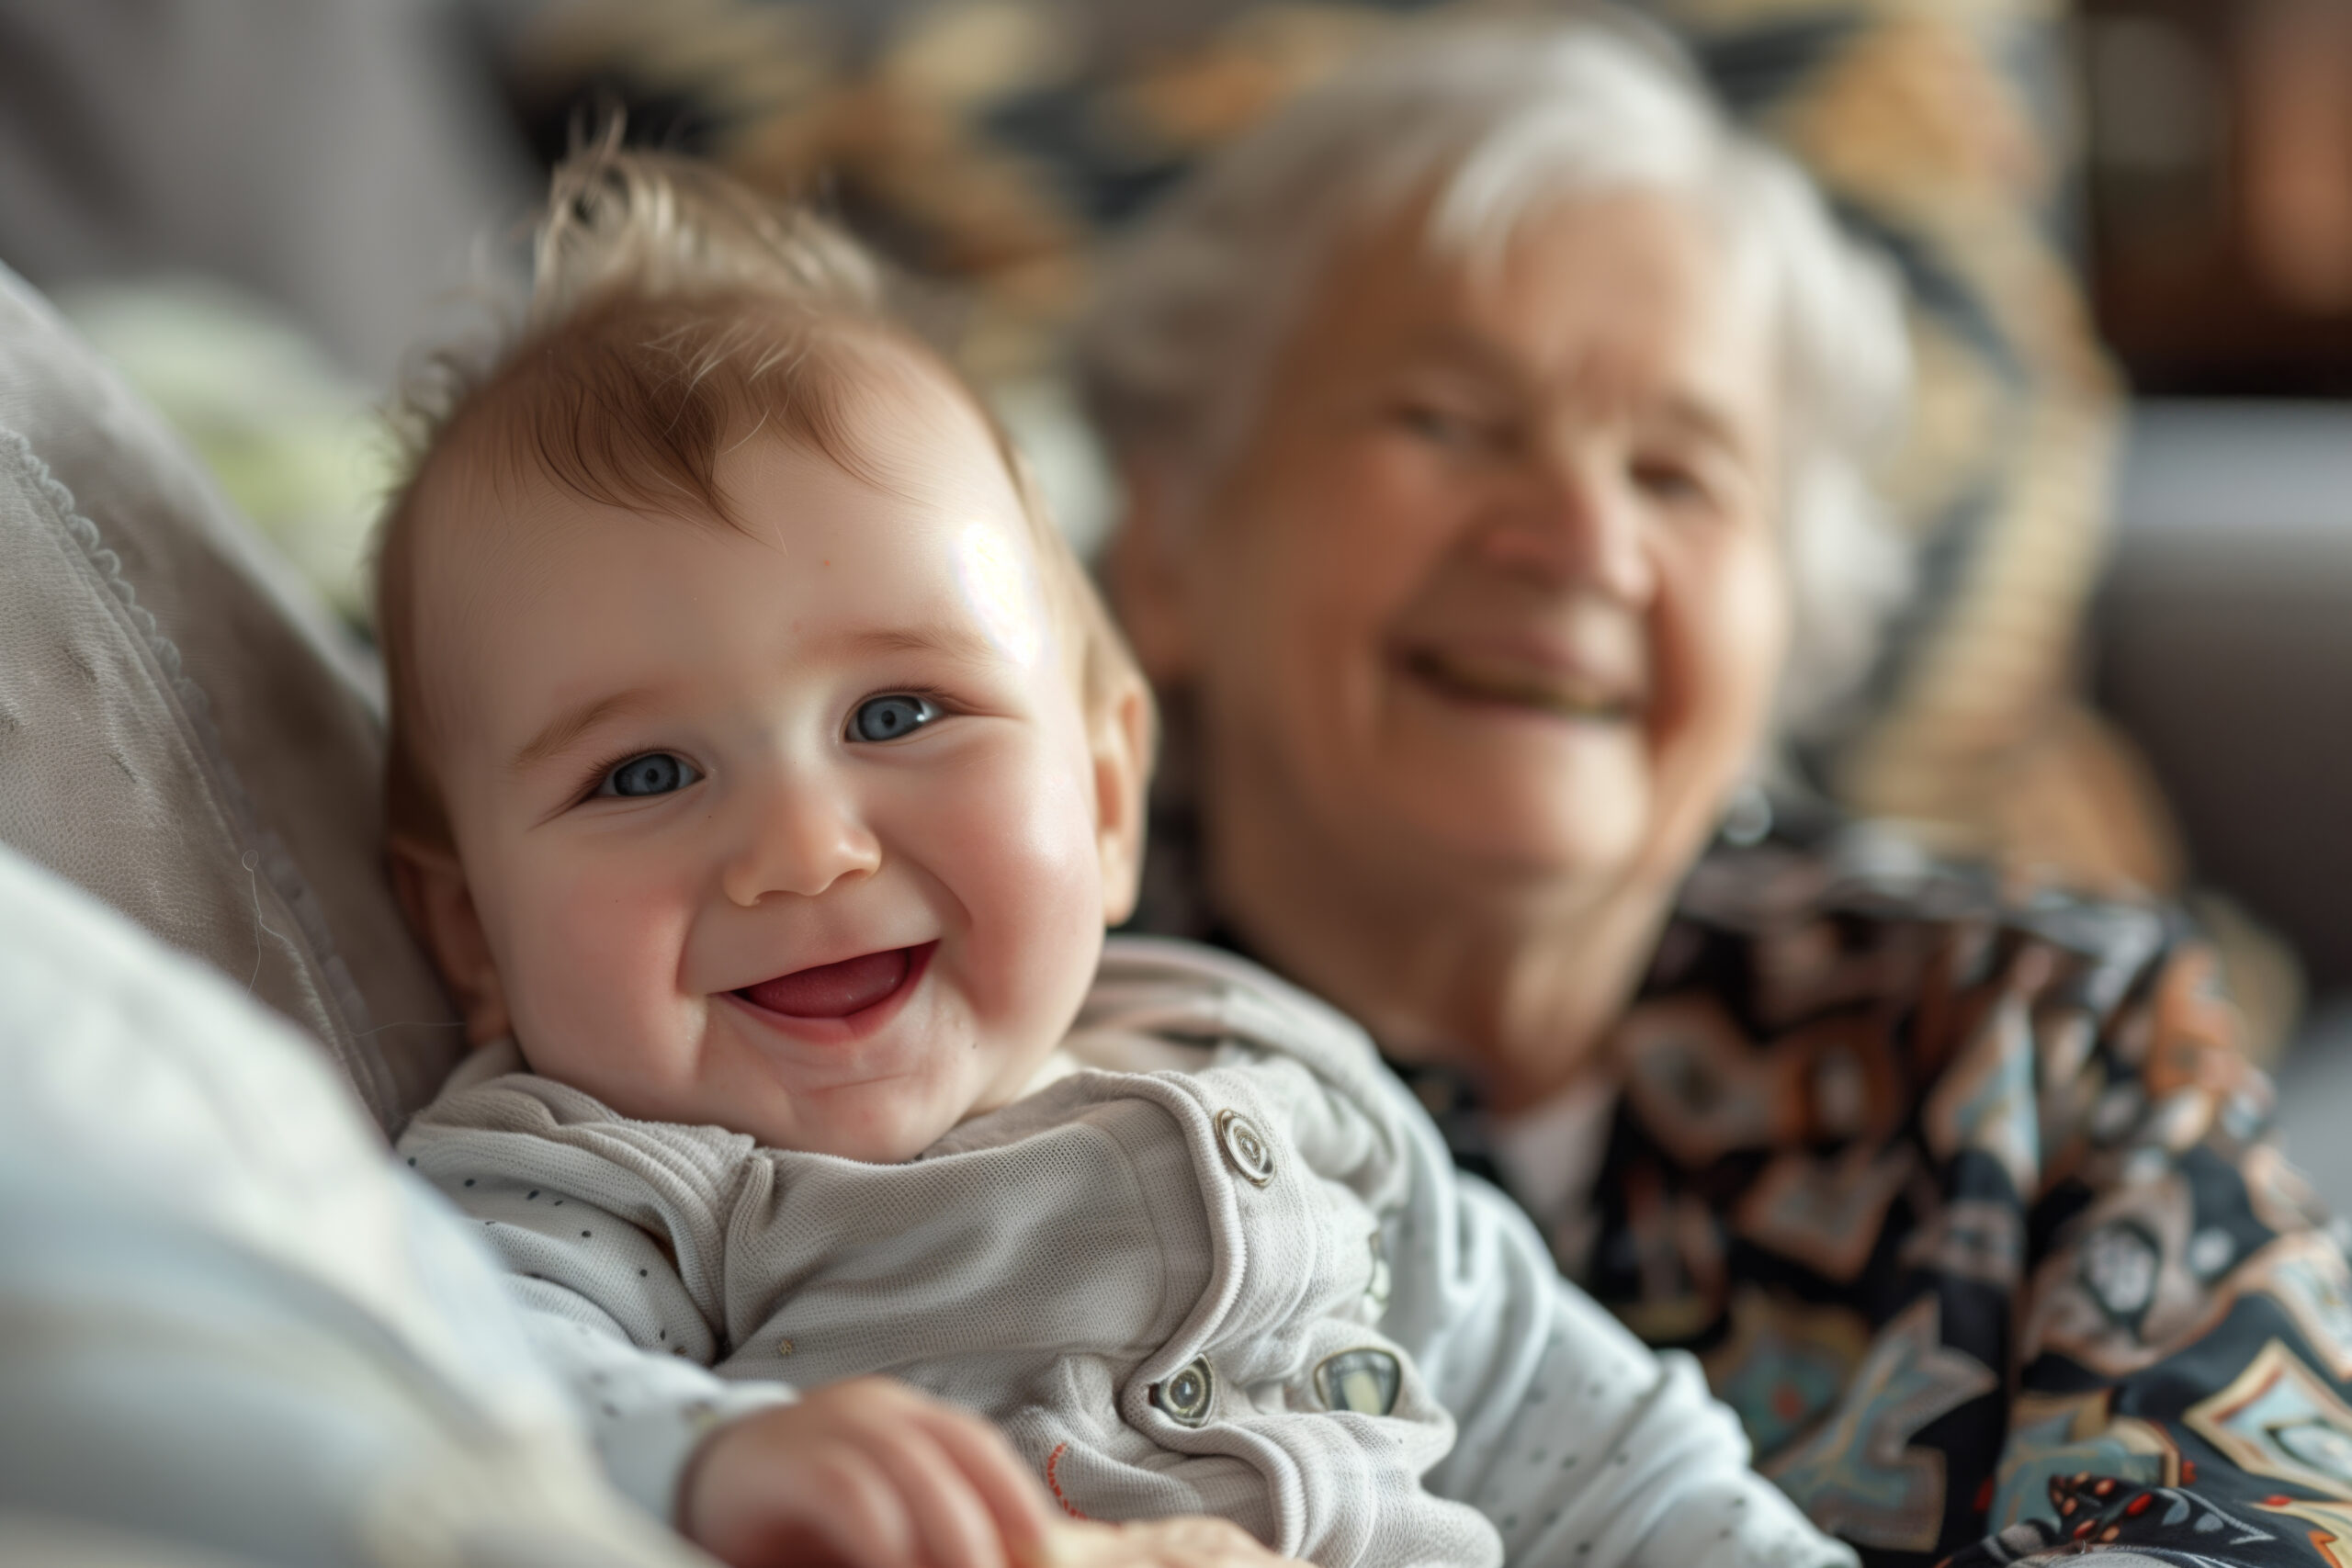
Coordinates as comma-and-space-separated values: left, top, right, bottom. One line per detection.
952, 750, 1105, 1027
504, 855, 701, 1092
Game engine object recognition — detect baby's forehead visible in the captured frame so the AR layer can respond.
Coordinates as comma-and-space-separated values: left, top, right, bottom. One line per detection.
414, 335, 1017, 577
814, 335, 1022, 491
399, 370, 1052, 718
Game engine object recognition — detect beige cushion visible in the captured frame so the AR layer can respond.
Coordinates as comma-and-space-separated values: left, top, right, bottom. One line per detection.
0, 262, 454, 1134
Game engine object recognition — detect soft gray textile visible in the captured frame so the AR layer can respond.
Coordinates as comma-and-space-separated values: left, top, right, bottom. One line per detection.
0, 260, 457, 1131
0, 0, 532, 382
405, 936, 1855, 1568
0, 841, 704, 1568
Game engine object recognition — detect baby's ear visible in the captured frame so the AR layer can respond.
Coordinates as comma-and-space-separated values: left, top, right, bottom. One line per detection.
1090, 677, 1154, 928
390, 837, 514, 1047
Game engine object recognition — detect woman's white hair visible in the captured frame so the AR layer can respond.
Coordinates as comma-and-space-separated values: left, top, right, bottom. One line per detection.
1079, 7, 1913, 739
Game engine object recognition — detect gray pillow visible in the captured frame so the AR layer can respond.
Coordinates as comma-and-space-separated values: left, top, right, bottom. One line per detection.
0, 261, 455, 1134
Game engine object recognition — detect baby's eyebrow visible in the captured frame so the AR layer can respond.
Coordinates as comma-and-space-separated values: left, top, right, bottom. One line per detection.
509, 687, 659, 775
843, 622, 999, 664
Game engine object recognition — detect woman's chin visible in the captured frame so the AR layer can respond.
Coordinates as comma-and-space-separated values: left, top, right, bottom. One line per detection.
1361, 775, 1657, 889
1342, 730, 1653, 878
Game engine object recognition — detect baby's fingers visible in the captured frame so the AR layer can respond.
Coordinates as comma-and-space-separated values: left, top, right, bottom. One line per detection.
867, 1423, 1022, 1568
917, 1404, 1059, 1554
786, 1450, 923, 1568
1134, 1517, 1295, 1567
1038, 1517, 1301, 1568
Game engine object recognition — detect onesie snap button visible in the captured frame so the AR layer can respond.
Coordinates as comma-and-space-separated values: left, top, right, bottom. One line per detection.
1152, 1358, 1216, 1427
1216, 1109, 1275, 1186
1315, 1348, 1402, 1416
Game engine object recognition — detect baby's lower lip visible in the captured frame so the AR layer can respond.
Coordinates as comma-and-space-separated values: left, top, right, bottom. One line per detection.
736, 942, 936, 1020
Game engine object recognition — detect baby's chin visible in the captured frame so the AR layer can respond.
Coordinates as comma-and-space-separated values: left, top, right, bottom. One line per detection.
527, 1057, 959, 1163
737, 1080, 989, 1165
726, 1023, 1067, 1162
786, 1120, 954, 1165
550, 1009, 1057, 1161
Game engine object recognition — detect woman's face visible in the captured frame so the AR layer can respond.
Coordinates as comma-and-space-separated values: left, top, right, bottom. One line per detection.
1124, 189, 1788, 908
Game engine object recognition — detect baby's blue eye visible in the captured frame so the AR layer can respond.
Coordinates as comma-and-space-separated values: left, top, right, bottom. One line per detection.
850, 694, 943, 743
597, 752, 700, 798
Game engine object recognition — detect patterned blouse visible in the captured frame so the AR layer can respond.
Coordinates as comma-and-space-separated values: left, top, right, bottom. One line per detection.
1139, 810, 2352, 1568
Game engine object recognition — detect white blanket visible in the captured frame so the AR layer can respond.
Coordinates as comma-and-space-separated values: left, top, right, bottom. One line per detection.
0, 844, 697, 1568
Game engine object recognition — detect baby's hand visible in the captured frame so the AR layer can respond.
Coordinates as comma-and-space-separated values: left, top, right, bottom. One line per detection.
679, 1377, 1056, 1568
1035, 1517, 1303, 1568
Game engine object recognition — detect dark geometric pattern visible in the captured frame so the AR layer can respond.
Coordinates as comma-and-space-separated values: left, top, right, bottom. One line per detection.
1566, 826, 2352, 1568
1550, 828, 2343, 1568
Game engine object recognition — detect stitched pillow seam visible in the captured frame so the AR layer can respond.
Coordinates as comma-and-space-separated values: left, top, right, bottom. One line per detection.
0, 424, 394, 1122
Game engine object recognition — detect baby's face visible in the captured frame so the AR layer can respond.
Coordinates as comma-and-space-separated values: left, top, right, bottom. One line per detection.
413, 385, 1122, 1161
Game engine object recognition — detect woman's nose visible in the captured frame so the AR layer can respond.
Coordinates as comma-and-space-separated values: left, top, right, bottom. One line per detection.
1474, 451, 1657, 606
718, 773, 883, 907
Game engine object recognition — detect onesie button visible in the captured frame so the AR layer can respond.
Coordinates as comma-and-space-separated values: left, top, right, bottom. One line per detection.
1216, 1110, 1275, 1186
1152, 1358, 1216, 1427
1315, 1348, 1402, 1416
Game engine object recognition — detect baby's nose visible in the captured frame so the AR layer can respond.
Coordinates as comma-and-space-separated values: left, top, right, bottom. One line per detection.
719, 780, 882, 905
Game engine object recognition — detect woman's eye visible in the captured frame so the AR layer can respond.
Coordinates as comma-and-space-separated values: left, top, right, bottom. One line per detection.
1395, 400, 1514, 458
596, 752, 701, 798
850, 694, 944, 744
1397, 402, 1475, 446
1634, 457, 1712, 509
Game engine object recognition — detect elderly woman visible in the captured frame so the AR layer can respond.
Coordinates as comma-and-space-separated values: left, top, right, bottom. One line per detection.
1082, 16, 2344, 1568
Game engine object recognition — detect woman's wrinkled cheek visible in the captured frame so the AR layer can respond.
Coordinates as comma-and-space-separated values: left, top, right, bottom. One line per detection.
1718, 531, 1793, 751
1210, 446, 1444, 767
1652, 527, 1788, 813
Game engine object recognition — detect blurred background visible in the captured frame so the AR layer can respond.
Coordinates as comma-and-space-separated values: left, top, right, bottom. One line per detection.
5, 0, 2352, 1195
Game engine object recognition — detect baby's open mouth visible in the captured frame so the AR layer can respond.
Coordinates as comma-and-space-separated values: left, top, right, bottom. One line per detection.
737, 942, 936, 1020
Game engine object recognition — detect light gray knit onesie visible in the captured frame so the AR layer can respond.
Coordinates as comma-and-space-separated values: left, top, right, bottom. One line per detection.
401, 937, 1852, 1568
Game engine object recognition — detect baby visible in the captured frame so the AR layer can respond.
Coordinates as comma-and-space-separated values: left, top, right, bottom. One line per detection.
383, 147, 1852, 1568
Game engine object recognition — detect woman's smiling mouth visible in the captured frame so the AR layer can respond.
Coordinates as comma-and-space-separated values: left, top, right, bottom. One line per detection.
1400, 646, 1641, 721
734, 941, 938, 1024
